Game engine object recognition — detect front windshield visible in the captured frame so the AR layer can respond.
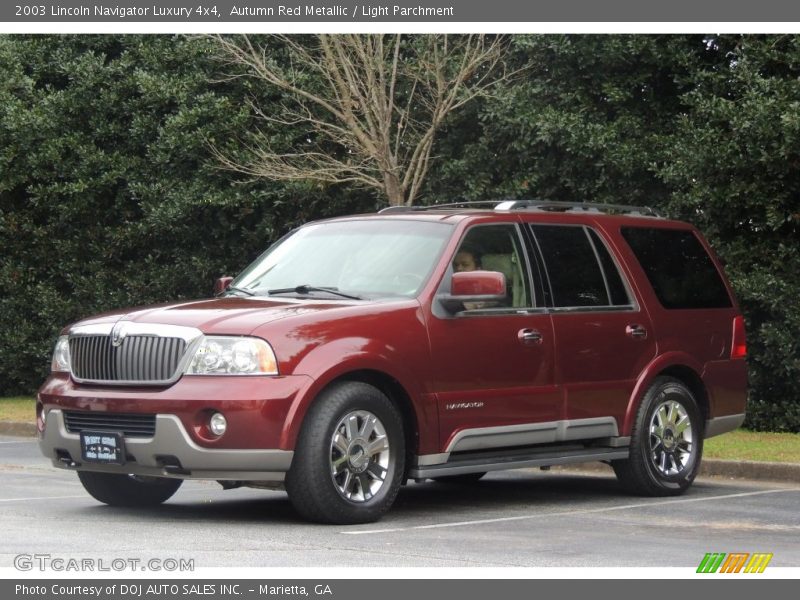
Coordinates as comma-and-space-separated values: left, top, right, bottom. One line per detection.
230, 219, 453, 299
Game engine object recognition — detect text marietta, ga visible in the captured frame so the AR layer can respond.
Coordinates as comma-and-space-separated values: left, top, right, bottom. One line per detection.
16, 584, 333, 597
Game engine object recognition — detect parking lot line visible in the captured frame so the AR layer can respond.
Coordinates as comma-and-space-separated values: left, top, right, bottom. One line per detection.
0, 494, 87, 503
342, 487, 800, 535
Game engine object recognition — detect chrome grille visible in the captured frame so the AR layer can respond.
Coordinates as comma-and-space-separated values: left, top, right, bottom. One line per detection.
64, 411, 156, 437
69, 335, 187, 383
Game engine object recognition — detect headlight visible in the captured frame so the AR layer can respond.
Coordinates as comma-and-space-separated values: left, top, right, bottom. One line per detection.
186, 336, 278, 375
51, 335, 71, 373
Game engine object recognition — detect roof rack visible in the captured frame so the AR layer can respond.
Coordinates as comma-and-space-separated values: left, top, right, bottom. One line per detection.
378, 201, 500, 214
494, 200, 662, 217
379, 200, 662, 218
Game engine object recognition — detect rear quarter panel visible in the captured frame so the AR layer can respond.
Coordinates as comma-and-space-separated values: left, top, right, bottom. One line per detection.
595, 219, 748, 429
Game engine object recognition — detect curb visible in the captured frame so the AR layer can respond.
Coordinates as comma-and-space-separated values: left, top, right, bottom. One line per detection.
1, 421, 798, 483
552, 458, 800, 484
698, 459, 800, 483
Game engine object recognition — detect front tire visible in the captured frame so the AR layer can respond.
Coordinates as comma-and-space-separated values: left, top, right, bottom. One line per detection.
613, 377, 703, 496
285, 381, 405, 524
77, 472, 182, 506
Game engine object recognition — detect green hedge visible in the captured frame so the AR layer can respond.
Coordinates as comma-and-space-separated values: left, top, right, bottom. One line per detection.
1, 35, 797, 431
0, 35, 371, 395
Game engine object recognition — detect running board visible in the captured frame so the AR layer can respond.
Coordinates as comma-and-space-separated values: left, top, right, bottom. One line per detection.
409, 446, 630, 479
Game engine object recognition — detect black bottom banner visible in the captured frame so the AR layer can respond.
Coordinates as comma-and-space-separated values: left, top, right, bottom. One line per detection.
3, 579, 791, 600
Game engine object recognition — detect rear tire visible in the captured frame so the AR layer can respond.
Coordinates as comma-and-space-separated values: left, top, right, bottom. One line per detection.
77, 471, 182, 506
613, 376, 703, 496
285, 381, 405, 524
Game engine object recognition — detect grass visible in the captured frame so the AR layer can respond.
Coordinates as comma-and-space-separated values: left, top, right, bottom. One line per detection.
704, 429, 800, 463
0, 396, 36, 422
2, 396, 799, 462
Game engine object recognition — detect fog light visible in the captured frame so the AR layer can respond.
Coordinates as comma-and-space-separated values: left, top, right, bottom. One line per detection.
209, 412, 227, 436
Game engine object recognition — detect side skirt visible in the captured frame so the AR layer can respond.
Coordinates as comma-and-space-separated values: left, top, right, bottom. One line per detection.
410, 444, 630, 479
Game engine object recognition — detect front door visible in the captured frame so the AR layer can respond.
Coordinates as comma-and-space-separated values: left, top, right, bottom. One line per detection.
426, 223, 561, 454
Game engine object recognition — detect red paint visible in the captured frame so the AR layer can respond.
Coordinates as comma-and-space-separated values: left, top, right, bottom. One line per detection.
213, 276, 233, 295
451, 270, 506, 296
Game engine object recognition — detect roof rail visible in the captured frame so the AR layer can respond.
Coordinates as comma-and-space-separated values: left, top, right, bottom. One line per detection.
378, 200, 662, 218
494, 200, 662, 217
378, 201, 500, 214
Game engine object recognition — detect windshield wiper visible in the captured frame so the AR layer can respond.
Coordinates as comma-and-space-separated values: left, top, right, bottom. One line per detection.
267, 285, 363, 300
224, 286, 255, 297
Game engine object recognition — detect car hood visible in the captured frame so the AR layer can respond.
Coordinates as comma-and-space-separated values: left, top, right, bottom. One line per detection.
67, 297, 361, 336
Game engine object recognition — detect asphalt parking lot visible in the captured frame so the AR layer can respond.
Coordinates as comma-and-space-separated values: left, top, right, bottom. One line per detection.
1, 434, 799, 568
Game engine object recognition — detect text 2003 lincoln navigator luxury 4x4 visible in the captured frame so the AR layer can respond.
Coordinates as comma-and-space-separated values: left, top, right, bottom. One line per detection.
38, 200, 747, 524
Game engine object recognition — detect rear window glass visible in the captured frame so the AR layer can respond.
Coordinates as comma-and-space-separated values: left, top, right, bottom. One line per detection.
621, 227, 732, 309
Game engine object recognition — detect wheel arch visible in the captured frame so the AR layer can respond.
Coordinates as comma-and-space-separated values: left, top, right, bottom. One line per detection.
657, 365, 710, 424
623, 353, 709, 436
280, 364, 424, 461
332, 369, 419, 467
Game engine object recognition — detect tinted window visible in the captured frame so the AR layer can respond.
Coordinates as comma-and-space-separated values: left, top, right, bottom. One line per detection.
588, 229, 631, 306
621, 227, 732, 309
532, 225, 611, 307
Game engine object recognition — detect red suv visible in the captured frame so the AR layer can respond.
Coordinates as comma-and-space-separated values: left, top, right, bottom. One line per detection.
38, 200, 748, 524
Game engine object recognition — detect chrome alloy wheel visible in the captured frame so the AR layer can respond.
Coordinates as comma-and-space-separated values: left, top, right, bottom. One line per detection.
649, 399, 694, 476
329, 410, 390, 502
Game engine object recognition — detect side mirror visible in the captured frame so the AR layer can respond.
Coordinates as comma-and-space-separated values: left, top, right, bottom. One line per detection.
439, 271, 507, 312
214, 276, 233, 296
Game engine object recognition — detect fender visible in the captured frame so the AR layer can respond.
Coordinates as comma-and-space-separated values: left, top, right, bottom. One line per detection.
621, 351, 705, 436
278, 337, 431, 450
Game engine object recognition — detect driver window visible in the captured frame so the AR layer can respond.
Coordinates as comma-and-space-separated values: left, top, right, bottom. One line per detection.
454, 225, 533, 309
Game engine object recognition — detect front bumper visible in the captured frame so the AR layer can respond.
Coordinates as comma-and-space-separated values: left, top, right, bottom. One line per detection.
40, 408, 294, 481
38, 372, 313, 450
705, 413, 746, 439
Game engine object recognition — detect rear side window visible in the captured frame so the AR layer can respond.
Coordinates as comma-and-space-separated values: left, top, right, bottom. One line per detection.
588, 229, 630, 306
621, 227, 732, 309
531, 225, 631, 308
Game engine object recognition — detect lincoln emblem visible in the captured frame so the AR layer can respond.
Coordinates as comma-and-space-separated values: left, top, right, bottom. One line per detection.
110, 321, 128, 347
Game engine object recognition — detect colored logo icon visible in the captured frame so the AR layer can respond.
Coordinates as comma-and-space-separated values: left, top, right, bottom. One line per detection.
697, 553, 773, 573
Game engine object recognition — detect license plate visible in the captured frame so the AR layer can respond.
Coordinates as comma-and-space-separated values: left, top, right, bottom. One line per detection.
80, 431, 125, 465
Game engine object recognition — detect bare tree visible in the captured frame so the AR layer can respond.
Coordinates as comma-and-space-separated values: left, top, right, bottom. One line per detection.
211, 34, 512, 206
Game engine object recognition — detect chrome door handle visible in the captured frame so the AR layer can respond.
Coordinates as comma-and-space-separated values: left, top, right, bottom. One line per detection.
518, 328, 543, 345
626, 324, 648, 339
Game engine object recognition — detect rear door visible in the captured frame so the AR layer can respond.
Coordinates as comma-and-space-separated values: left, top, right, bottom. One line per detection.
528, 223, 657, 434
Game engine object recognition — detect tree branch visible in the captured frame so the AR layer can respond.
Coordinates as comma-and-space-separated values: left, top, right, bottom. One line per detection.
209, 34, 513, 206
